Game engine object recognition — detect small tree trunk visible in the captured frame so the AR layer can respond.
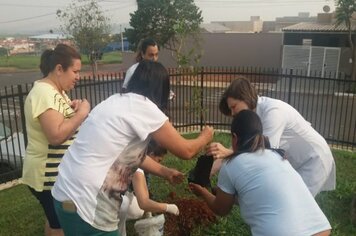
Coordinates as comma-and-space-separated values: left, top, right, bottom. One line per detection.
91, 60, 97, 78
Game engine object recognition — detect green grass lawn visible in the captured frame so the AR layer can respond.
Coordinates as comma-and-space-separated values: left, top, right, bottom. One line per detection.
0, 51, 122, 70
0, 54, 40, 70
0, 133, 355, 236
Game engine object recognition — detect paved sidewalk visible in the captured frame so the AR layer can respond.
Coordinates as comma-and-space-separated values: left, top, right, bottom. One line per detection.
0, 179, 20, 191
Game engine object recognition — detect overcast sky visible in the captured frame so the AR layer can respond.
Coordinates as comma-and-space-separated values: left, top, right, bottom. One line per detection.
0, 0, 335, 35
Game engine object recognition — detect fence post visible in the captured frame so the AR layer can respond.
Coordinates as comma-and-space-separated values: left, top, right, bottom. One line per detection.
200, 67, 204, 131
287, 69, 293, 104
18, 84, 28, 147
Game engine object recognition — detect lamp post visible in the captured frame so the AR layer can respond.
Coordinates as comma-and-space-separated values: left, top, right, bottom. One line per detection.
120, 24, 124, 52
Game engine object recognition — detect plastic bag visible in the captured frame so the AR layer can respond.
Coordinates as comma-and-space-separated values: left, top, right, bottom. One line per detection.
188, 154, 214, 188
134, 213, 165, 236
126, 192, 144, 219
118, 191, 144, 236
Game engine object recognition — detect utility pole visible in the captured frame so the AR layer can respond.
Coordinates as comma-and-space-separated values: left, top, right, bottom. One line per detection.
120, 24, 124, 52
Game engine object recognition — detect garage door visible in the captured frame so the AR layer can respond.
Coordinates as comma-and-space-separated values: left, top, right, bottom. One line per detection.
282, 45, 340, 78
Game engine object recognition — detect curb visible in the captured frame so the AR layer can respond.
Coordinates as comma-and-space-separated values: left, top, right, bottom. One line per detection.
0, 179, 20, 191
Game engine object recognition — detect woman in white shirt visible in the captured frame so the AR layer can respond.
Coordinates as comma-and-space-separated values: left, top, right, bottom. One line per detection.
52, 60, 213, 235
207, 77, 335, 197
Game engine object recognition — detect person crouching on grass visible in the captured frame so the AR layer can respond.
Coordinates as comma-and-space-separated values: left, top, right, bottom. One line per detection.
117, 140, 179, 236
190, 110, 331, 236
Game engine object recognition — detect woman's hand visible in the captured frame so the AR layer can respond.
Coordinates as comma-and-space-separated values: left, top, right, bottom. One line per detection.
165, 168, 184, 185
189, 182, 209, 197
205, 142, 233, 160
189, 183, 235, 216
39, 98, 90, 145
200, 126, 214, 143
166, 204, 179, 215
71, 99, 90, 115
70, 99, 82, 111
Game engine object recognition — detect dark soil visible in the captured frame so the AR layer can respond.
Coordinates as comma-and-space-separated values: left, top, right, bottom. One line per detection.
164, 192, 217, 236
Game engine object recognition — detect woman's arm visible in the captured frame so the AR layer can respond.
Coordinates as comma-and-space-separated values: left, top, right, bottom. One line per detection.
132, 170, 179, 215
189, 183, 235, 216
152, 121, 214, 160
139, 156, 184, 185
39, 99, 90, 145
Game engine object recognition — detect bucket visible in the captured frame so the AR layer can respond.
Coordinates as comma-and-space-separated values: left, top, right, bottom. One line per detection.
134, 214, 165, 236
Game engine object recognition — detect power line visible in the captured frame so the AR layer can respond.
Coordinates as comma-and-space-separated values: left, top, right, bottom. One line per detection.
104, 3, 136, 12
0, 12, 55, 24
0, 1, 135, 25
0, 3, 62, 8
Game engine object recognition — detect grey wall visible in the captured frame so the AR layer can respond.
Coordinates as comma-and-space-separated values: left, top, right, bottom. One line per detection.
122, 32, 283, 69
339, 47, 353, 76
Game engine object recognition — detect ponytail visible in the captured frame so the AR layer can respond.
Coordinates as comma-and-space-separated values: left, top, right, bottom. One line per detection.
39, 49, 54, 77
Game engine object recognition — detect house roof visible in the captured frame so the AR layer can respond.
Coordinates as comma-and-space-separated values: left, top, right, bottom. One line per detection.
276, 16, 316, 23
283, 21, 356, 32
200, 23, 231, 33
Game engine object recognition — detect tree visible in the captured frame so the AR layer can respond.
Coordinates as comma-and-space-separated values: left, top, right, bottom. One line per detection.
57, 0, 111, 76
0, 47, 8, 57
335, 0, 356, 80
128, 0, 205, 125
126, 0, 203, 52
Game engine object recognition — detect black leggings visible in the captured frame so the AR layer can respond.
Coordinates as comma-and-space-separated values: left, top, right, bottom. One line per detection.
28, 187, 61, 229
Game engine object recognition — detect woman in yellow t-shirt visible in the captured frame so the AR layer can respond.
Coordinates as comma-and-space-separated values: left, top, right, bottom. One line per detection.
22, 44, 90, 236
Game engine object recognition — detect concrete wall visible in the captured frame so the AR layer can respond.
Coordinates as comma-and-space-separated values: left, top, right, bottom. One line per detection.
122, 32, 283, 69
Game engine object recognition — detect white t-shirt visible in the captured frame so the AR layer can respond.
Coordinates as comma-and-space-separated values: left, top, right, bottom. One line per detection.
123, 62, 176, 100
256, 96, 335, 196
218, 150, 331, 236
52, 93, 168, 231
122, 63, 139, 89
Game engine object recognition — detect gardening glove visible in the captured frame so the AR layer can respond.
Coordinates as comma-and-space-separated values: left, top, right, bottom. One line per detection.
166, 204, 179, 215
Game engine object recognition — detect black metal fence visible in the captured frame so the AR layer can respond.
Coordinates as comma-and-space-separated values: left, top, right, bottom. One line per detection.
0, 67, 355, 183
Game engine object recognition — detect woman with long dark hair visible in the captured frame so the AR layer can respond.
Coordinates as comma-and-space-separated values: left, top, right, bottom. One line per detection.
52, 60, 213, 235
122, 38, 159, 89
190, 110, 331, 236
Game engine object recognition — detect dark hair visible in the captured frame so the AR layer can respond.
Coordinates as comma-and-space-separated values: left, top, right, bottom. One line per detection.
127, 60, 170, 111
135, 38, 158, 62
229, 110, 286, 160
219, 78, 258, 116
230, 110, 266, 155
40, 44, 81, 77
147, 140, 167, 157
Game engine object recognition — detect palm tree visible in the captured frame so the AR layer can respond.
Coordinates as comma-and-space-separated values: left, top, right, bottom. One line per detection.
335, 0, 356, 80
